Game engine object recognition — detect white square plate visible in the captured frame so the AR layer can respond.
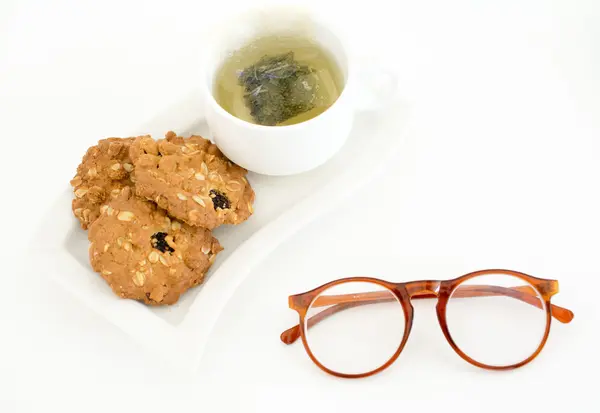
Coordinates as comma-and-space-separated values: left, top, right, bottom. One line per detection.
35, 92, 411, 373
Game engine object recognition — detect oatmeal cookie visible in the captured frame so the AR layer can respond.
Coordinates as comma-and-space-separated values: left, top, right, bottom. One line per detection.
130, 132, 255, 229
70, 137, 138, 229
87, 186, 222, 305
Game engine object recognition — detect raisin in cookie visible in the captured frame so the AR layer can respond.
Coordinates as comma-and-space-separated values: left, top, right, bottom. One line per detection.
70, 137, 138, 229
88, 186, 222, 305
131, 132, 255, 229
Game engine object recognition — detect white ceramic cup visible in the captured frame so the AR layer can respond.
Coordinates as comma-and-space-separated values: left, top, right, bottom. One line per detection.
200, 7, 397, 176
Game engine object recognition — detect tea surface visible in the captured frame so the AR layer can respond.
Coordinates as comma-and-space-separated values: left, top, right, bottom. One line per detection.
213, 35, 344, 126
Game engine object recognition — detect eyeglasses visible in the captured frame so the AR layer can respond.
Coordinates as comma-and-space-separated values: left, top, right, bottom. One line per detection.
280, 269, 573, 378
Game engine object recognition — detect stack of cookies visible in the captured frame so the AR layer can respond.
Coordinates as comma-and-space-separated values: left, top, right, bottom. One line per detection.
70, 131, 255, 305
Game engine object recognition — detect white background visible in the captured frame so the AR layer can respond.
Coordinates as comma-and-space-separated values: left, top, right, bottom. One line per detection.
3, 0, 600, 411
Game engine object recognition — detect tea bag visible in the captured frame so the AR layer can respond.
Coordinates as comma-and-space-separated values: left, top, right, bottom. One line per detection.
238, 52, 317, 125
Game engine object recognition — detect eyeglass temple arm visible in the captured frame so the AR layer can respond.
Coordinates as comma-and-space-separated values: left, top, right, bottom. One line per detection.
280, 285, 574, 345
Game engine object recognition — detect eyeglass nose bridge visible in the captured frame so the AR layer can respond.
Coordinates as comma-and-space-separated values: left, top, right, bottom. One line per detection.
402, 280, 442, 299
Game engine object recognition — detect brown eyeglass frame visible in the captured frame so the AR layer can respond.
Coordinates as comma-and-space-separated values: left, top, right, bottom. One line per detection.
280, 269, 574, 378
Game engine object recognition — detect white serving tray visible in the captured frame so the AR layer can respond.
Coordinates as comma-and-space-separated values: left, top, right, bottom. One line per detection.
38, 91, 410, 373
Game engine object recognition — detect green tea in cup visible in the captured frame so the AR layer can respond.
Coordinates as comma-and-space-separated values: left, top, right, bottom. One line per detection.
213, 35, 344, 126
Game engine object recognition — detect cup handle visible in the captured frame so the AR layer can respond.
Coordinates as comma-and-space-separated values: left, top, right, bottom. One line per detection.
351, 63, 398, 113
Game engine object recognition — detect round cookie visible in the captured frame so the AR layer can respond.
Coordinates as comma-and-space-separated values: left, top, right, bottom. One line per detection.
71, 137, 137, 229
130, 131, 255, 229
88, 186, 222, 305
